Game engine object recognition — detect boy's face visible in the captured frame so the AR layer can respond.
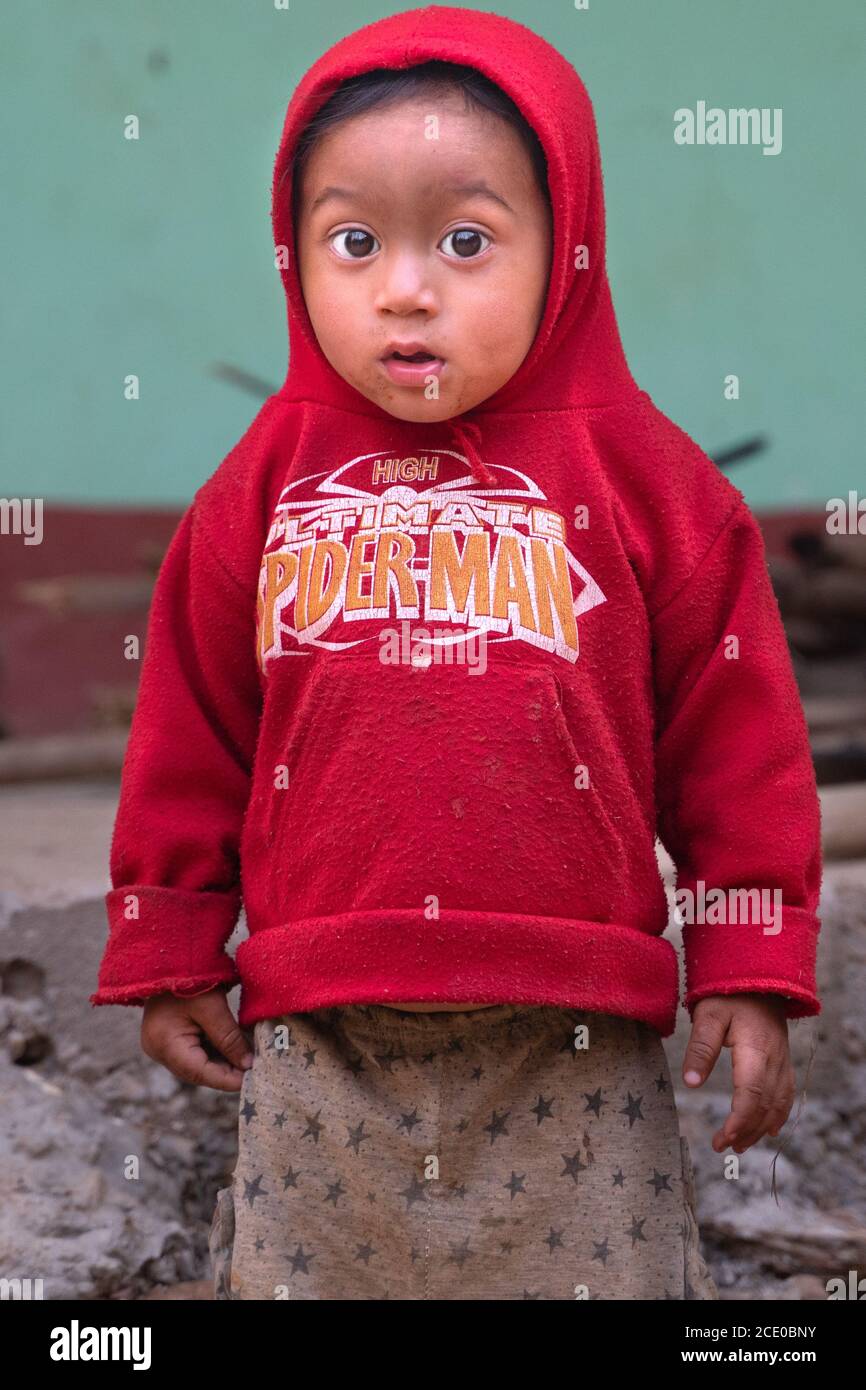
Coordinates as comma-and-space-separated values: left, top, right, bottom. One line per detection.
295, 92, 552, 420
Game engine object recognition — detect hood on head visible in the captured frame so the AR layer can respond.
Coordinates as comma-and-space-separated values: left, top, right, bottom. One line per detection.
271, 4, 638, 479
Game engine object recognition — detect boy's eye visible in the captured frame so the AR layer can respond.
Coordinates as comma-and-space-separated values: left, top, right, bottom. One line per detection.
330, 229, 380, 259
327, 227, 491, 261
440, 228, 491, 259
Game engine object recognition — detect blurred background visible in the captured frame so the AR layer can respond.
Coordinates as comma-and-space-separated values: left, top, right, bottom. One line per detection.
0, 0, 864, 1301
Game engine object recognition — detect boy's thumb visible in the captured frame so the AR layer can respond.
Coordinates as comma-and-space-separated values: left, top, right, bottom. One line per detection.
682, 1003, 728, 1085
195, 991, 255, 1069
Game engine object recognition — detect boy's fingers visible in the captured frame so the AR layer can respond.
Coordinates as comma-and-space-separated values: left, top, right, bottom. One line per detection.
682, 1002, 729, 1086
745, 1044, 795, 1147
765, 1107, 787, 1138
765, 1065, 797, 1137
160, 1032, 248, 1093
713, 1040, 772, 1151
732, 1053, 783, 1150
191, 991, 255, 1071
140, 990, 255, 1092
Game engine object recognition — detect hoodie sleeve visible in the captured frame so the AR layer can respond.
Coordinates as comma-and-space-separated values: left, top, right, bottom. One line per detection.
651, 496, 823, 1020
90, 497, 263, 1007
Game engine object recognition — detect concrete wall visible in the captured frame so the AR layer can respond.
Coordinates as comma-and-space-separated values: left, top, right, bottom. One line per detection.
4, 0, 864, 509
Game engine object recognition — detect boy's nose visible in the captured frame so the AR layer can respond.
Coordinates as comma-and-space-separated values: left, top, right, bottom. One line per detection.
373, 259, 439, 316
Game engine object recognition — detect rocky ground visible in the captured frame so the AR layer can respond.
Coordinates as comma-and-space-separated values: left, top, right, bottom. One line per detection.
0, 777, 863, 1301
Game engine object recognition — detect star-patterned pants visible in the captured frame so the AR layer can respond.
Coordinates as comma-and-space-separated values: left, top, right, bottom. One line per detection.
208, 1003, 719, 1300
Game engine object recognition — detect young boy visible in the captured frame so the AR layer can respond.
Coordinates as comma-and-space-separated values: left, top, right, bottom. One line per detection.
92, 6, 822, 1301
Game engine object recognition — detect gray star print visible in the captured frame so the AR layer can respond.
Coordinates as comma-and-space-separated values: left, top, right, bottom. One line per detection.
398, 1173, 427, 1208
288, 1243, 315, 1275
621, 1092, 645, 1127
373, 1048, 403, 1072
301, 1110, 323, 1143
483, 1109, 511, 1144
531, 1095, 554, 1124
561, 1151, 588, 1183
346, 1120, 370, 1154
447, 1236, 474, 1267
627, 1215, 648, 1246
243, 1174, 267, 1208
505, 1171, 527, 1199
584, 1087, 606, 1117
647, 1169, 673, 1196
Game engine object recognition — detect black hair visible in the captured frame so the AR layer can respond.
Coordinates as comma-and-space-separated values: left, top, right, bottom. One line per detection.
286, 59, 550, 232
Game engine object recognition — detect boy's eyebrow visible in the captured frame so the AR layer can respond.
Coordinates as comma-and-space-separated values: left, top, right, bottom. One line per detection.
308, 180, 514, 215
308, 186, 364, 213
445, 180, 515, 214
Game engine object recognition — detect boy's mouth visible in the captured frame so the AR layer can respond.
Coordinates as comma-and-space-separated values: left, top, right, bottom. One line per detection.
380, 342, 445, 385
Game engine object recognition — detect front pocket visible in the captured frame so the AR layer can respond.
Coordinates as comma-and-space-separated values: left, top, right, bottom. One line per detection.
252, 655, 630, 925
548, 671, 629, 854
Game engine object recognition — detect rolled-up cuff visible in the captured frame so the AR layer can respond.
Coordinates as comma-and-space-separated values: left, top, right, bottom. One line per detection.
683, 904, 820, 1020
90, 885, 242, 1006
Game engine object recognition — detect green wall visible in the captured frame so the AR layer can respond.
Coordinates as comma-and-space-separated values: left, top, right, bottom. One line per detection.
3, 0, 863, 508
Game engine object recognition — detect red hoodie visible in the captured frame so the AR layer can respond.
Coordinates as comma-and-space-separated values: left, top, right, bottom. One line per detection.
91, 5, 822, 1038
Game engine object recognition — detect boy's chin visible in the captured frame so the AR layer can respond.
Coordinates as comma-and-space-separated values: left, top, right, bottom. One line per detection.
374, 400, 458, 425
362, 380, 494, 424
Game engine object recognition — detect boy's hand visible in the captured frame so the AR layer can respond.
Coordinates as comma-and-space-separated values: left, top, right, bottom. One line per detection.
682, 993, 796, 1153
141, 986, 255, 1092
